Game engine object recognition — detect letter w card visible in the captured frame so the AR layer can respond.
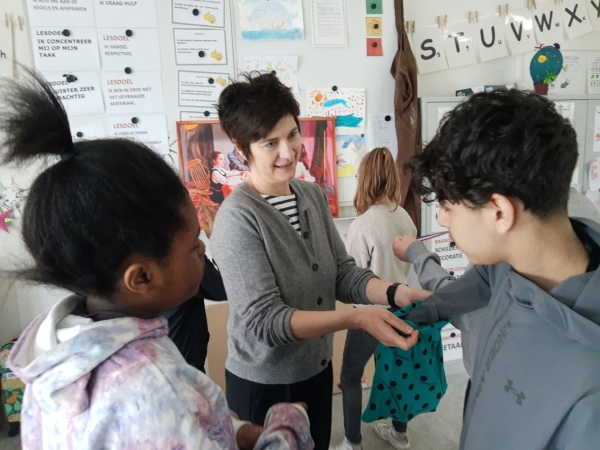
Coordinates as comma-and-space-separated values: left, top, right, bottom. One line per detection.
474, 15, 509, 62
412, 25, 448, 74
504, 8, 536, 55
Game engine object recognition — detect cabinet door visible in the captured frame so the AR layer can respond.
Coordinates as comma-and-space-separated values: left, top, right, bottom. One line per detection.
583, 100, 600, 193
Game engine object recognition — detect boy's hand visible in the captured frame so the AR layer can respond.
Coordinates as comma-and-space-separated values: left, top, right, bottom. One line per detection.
237, 424, 263, 450
393, 235, 417, 261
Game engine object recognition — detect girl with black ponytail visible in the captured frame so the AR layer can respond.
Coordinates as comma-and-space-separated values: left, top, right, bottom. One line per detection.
1, 72, 313, 450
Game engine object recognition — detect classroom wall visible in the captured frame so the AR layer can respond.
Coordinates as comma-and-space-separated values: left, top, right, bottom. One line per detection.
1, 0, 599, 345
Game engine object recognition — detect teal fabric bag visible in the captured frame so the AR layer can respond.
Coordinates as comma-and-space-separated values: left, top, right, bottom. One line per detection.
362, 303, 449, 423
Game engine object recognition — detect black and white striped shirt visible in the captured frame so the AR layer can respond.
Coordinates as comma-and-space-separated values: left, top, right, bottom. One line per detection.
263, 194, 301, 235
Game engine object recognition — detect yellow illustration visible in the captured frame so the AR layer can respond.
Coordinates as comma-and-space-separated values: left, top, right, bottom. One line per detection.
211, 49, 223, 61
366, 18, 382, 36
216, 76, 227, 87
204, 12, 216, 24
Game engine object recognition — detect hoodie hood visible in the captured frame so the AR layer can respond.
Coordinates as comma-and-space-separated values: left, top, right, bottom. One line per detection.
507, 217, 600, 353
8, 295, 167, 414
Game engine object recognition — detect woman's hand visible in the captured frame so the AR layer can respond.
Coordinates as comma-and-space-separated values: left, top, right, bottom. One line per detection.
237, 424, 263, 450
351, 307, 419, 350
394, 284, 430, 308
202, 203, 216, 239
392, 234, 417, 261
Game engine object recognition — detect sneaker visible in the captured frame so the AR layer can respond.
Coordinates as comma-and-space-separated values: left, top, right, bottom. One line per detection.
329, 437, 363, 450
374, 422, 410, 449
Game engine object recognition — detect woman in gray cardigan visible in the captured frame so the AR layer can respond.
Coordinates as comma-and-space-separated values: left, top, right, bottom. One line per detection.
210, 73, 429, 450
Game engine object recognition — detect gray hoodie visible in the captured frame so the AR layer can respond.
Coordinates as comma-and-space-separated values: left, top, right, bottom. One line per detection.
406, 218, 600, 450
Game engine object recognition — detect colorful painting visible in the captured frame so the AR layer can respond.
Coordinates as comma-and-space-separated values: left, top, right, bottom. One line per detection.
307, 87, 366, 134
336, 134, 366, 178
238, 0, 304, 41
243, 55, 299, 92
177, 117, 338, 227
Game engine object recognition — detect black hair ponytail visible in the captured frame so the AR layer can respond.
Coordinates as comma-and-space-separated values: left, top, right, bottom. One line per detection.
0, 71, 191, 298
1, 69, 74, 165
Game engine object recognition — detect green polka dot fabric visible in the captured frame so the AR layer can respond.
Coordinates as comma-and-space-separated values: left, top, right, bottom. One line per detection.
362, 302, 450, 423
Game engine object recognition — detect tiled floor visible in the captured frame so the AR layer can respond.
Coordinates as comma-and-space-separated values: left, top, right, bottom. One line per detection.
0, 372, 468, 450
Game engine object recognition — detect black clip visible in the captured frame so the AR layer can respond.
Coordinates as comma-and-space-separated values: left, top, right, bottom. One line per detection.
203, 111, 210, 117
271, 70, 276, 75
76, 132, 84, 138
125, 29, 133, 37
208, 78, 214, 84
62, 29, 71, 37
124, 67, 132, 74
198, 50, 205, 57
192, 8, 199, 16
332, 85, 338, 91
63, 74, 78, 83
131, 117, 139, 124
385, 115, 391, 121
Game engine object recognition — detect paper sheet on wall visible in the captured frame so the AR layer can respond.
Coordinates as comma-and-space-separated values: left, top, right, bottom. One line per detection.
178, 70, 229, 108
591, 0, 600, 31
554, 101, 575, 123
589, 53, 600, 94
412, 25, 449, 74
442, 21, 477, 69
504, 8, 536, 56
180, 109, 218, 120
172, 0, 225, 28
238, 0, 304, 41
26, 0, 95, 27
98, 28, 161, 71
559, 0, 594, 40
93, 0, 157, 28
6, 2, 34, 79
31, 27, 100, 72
336, 135, 365, 178
585, 189, 600, 212
107, 115, 169, 154
307, 87, 366, 134
431, 233, 469, 278
367, 114, 398, 160
72, 123, 107, 141
594, 106, 600, 152
438, 106, 454, 123
590, 156, 600, 191
548, 51, 585, 94
473, 15, 509, 63
101, 71, 165, 114
311, 0, 348, 47
45, 71, 104, 116
532, 1, 564, 44
243, 55, 299, 93
0, 21, 13, 78
173, 28, 227, 66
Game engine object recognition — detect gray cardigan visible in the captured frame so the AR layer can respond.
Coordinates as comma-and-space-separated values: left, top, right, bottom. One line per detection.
210, 179, 377, 384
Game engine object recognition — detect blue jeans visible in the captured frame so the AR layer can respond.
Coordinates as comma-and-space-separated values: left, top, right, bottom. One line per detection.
339, 328, 407, 444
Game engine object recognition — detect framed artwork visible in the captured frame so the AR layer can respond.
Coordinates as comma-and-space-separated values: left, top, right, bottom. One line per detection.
176, 117, 338, 227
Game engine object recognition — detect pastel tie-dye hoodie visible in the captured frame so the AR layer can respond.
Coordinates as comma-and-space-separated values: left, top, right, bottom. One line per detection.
8, 295, 314, 450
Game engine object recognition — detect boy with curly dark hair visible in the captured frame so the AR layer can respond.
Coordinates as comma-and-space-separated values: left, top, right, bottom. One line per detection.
406, 89, 600, 450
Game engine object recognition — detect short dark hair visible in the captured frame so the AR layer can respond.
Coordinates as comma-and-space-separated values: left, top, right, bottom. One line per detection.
408, 89, 577, 218
0, 71, 190, 298
208, 151, 222, 168
217, 72, 300, 161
